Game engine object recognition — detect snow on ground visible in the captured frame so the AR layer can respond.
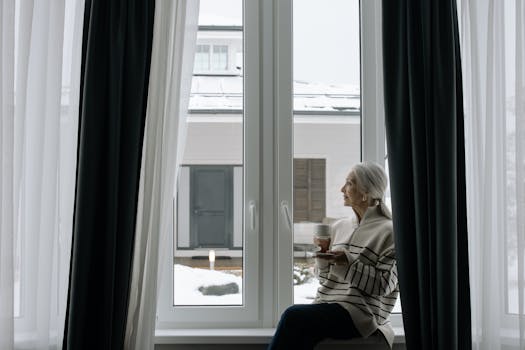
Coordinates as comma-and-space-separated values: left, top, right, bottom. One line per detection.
174, 264, 320, 306
173, 264, 403, 313
174, 264, 243, 305
294, 280, 320, 304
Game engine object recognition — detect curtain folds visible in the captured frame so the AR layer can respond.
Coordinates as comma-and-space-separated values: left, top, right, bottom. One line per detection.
63, 1, 155, 349
460, 0, 525, 348
382, 1, 472, 349
0, 1, 15, 348
124, 1, 199, 349
0, 0, 84, 349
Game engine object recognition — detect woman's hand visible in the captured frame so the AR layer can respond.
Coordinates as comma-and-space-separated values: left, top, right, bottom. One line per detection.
313, 237, 331, 253
316, 250, 348, 265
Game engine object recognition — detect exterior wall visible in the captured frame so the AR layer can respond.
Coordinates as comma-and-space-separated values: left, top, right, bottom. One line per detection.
181, 114, 360, 218
293, 117, 360, 219
182, 116, 243, 164
175, 113, 360, 255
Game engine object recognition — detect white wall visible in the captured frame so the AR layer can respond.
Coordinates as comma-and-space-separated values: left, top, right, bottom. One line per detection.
293, 118, 360, 219
182, 114, 361, 219
183, 116, 243, 164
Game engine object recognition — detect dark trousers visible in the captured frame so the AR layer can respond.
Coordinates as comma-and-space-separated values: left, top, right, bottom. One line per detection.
267, 303, 361, 350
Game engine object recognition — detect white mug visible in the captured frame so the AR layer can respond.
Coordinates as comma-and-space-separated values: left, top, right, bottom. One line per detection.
313, 223, 330, 238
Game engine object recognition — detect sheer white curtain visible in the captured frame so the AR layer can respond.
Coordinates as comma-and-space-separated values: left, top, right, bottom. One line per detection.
460, 0, 525, 349
124, 1, 199, 349
0, 0, 84, 349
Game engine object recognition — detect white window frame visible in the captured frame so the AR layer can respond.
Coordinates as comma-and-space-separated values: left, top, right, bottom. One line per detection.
157, 0, 403, 330
156, 0, 261, 329
275, 0, 402, 327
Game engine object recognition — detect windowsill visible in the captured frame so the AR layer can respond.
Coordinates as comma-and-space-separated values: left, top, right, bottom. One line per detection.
154, 327, 406, 345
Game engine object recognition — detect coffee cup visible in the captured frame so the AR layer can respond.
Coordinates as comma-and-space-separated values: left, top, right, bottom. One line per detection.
313, 224, 331, 253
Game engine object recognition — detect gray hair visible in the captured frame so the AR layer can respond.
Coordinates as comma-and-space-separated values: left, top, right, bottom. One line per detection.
351, 161, 392, 219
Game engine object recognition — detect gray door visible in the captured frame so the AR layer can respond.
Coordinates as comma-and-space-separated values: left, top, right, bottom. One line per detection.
190, 166, 233, 248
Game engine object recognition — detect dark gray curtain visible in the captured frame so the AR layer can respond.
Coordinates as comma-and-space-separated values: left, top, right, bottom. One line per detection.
382, 1, 471, 349
63, 0, 155, 349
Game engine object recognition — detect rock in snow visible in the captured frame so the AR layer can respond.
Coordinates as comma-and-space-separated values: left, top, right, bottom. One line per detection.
198, 282, 240, 296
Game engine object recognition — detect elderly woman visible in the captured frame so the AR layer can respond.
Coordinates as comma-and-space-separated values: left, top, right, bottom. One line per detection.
268, 161, 399, 350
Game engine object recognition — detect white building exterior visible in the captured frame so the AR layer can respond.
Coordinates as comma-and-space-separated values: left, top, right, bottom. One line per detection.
175, 26, 361, 256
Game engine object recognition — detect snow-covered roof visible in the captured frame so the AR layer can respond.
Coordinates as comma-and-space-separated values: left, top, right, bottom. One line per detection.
189, 76, 360, 113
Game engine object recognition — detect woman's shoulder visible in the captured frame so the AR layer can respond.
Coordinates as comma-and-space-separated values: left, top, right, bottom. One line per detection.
360, 216, 394, 247
375, 216, 393, 232
331, 216, 357, 232
330, 217, 357, 244
370, 217, 394, 237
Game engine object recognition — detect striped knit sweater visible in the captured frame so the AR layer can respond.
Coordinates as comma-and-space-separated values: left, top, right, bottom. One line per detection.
313, 205, 399, 348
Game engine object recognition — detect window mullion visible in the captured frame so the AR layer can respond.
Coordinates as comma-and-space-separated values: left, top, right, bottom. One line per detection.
360, 0, 386, 166
274, 0, 294, 323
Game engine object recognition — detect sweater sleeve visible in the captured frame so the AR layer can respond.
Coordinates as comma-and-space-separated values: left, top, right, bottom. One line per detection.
314, 257, 331, 279
332, 244, 398, 297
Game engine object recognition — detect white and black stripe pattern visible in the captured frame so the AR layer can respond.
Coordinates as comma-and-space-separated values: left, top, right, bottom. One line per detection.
313, 207, 399, 347
316, 247, 398, 324
347, 249, 397, 296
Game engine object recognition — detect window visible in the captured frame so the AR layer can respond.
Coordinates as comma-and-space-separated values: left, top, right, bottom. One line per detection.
174, 165, 242, 306
194, 44, 210, 71
194, 44, 232, 73
158, 0, 259, 327
156, 0, 396, 329
212, 45, 229, 71
291, 0, 361, 305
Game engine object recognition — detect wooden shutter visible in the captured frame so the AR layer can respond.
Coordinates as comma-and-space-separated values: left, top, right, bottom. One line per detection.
293, 159, 326, 223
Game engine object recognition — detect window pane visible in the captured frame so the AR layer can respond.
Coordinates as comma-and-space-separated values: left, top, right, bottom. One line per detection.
212, 45, 229, 71
194, 45, 210, 71
174, 0, 243, 306
292, 0, 361, 304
